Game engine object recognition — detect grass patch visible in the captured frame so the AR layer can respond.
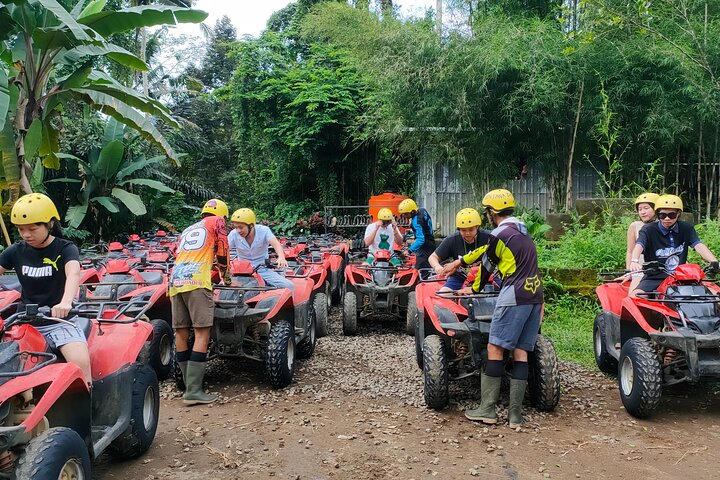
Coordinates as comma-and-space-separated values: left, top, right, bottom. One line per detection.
542, 295, 598, 369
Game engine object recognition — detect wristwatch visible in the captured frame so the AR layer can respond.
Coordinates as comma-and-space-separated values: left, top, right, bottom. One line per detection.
631, 259, 639, 263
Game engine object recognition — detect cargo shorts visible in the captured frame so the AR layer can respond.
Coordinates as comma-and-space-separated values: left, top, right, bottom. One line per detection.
489, 303, 543, 352
171, 288, 214, 329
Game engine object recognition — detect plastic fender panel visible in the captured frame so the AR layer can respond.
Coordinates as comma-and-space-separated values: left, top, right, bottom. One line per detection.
344, 265, 371, 286
596, 282, 629, 316
79, 268, 99, 285
88, 321, 152, 380
0, 290, 21, 313
620, 297, 670, 334
328, 254, 343, 272
4, 325, 47, 359
415, 282, 441, 310
0, 363, 87, 432
291, 278, 314, 305
395, 268, 418, 287
423, 296, 467, 336
673, 264, 705, 282
118, 284, 166, 303
246, 289, 293, 321
106, 259, 132, 275
231, 259, 255, 276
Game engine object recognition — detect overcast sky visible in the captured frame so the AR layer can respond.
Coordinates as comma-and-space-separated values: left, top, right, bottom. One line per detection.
173, 0, 436, 38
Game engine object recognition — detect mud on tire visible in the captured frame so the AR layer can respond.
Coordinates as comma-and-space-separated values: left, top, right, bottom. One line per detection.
14, 427, 91, 480
422, 335, 449, 410
618, 337, 662, 418
266, 320, 296, 388
343, 291, 358, 336
528, 335, 561, 411
107, 363, 160, 459
594, 312, 618, 374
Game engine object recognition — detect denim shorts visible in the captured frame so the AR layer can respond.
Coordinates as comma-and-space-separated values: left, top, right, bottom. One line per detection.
489, 304, 542, 352
35, 320, 87, 348
443, 273, 466, 291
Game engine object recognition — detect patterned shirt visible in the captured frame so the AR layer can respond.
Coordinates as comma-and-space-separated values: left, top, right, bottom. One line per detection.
169, 216, 228, 295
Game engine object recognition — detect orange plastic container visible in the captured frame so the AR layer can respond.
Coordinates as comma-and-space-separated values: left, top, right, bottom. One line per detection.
368, 192, 410, 221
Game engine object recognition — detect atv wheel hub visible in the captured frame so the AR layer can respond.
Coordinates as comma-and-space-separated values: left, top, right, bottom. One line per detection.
143, 386, 156, 430
620, 356, 635, 396
59, 458, 84, 480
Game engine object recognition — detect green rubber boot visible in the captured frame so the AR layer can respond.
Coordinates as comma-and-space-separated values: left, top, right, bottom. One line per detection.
182, 361, 217, 405
508, 379, 528, 428
178, 360, 188, 390
465, 374, 501, 423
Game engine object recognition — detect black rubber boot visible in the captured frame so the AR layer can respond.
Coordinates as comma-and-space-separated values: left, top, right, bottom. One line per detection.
465, 374, 501, 423
182, 361, 217, 405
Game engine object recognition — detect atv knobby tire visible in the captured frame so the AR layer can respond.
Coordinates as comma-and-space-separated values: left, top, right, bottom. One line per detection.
423, 335, 449, 410
107, 363, 160, 459
266, 320, 296, 388
414, 314, 424, 369
149, 319, 174, 381
618, 337, 662, 418
14, 427, 91, 480
528, 335, 561, 411
297, 304, 317, 359
314, 292, 329, 337
406, 292, 418, 336
343, 291, 358, 335
594, 312, 618, 374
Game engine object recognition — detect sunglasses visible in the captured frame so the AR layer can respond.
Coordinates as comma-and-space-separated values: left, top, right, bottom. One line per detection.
657, 212, 678, 220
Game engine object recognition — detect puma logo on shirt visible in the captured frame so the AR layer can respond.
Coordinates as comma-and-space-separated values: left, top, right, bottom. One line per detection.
22, 265, 53, 277
43, 255, 61, 271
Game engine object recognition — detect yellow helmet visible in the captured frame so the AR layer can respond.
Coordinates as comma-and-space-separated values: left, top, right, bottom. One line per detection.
11, 193, 61, 225
201, 199, 228, 218
231, 208, 256, 225
482, 189, 515, 213
398, 198, 418, 214
378, 208, 393, 221
456, 208, 482, 228
635, 192, 659, 208
654, 194, 683, 212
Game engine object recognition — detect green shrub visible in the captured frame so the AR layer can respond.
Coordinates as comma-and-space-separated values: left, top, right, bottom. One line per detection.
689, 220, 720, 264
543, 294, 598, 368
538, 216, 631, 271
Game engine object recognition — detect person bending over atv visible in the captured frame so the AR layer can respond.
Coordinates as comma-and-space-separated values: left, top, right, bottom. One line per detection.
428, 208, 489, 291
228, 208, 294, 291
170, 199, 229, 405
0, 193, 91, 385
364, 208, 404, 266
629, 194, 719, 293
398, 198, 435, 279
442, 189, 543, 427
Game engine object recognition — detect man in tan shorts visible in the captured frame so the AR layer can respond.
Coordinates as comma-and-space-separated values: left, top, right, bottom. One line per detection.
169, 199, 229, 405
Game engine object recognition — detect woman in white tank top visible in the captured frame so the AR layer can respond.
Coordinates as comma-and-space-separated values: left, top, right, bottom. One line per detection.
626, 193, 659, 290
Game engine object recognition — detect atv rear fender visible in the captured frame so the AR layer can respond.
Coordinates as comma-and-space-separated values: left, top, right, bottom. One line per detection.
119, 283, 167, 305
328, 254, 343, 272
423, 296, 468, 336
291, 278, 314, 306
88, 321, 153, 381
415, 281, 442, 311
344, 265, 371, 289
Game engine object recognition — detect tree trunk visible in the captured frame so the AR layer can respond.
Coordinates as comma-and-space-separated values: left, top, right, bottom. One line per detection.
565, 80, 584, 212
436, 0, 442, 35
698, 125, 703, 215
140, 27, 149, 96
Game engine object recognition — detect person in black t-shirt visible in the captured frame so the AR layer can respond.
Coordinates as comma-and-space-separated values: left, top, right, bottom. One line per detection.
0, 194, 90, 384
429, 208, 490, 291
629, 194, 719, 294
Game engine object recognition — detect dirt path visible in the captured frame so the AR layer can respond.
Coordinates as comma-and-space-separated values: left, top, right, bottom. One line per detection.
94, 312, 720, 479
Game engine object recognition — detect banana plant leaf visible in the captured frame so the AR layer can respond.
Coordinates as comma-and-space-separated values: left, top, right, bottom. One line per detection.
78, 5, 208, 37
111, 187, 146, 216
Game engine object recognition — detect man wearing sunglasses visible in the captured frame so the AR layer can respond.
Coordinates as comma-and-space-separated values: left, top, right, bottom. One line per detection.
629, 194, 719, 293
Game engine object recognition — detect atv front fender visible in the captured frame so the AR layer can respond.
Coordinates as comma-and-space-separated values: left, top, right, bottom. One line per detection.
88, 321, 153, 381
650, 330, 720, 380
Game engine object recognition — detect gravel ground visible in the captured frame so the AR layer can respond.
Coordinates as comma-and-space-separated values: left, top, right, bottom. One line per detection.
94, 309, 720, 479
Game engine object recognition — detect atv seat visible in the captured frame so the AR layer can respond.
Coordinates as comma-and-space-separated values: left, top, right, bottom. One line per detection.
95, 275, 136, 299
139, 271, 164, 285
73, 316, 93, 340
0, 275, 21, 293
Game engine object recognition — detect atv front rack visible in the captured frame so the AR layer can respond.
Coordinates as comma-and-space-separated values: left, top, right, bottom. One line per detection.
73, 299, 152, 324
635, 292, 720, 303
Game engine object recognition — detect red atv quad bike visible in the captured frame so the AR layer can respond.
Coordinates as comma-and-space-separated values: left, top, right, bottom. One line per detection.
296, 253, 330, 337
420, 289, 560, 412
342, 249, 418, 335
0, 301, 159, 478
410, 269, 447, 368
595, 261, 720, 418
306, 235, 349, 305
174, 263, 318, 390
85, 259, 174, 381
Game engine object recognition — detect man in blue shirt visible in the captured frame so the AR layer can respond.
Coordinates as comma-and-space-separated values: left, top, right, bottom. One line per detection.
228, 208, 294, 291
398, 198, 435, 279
